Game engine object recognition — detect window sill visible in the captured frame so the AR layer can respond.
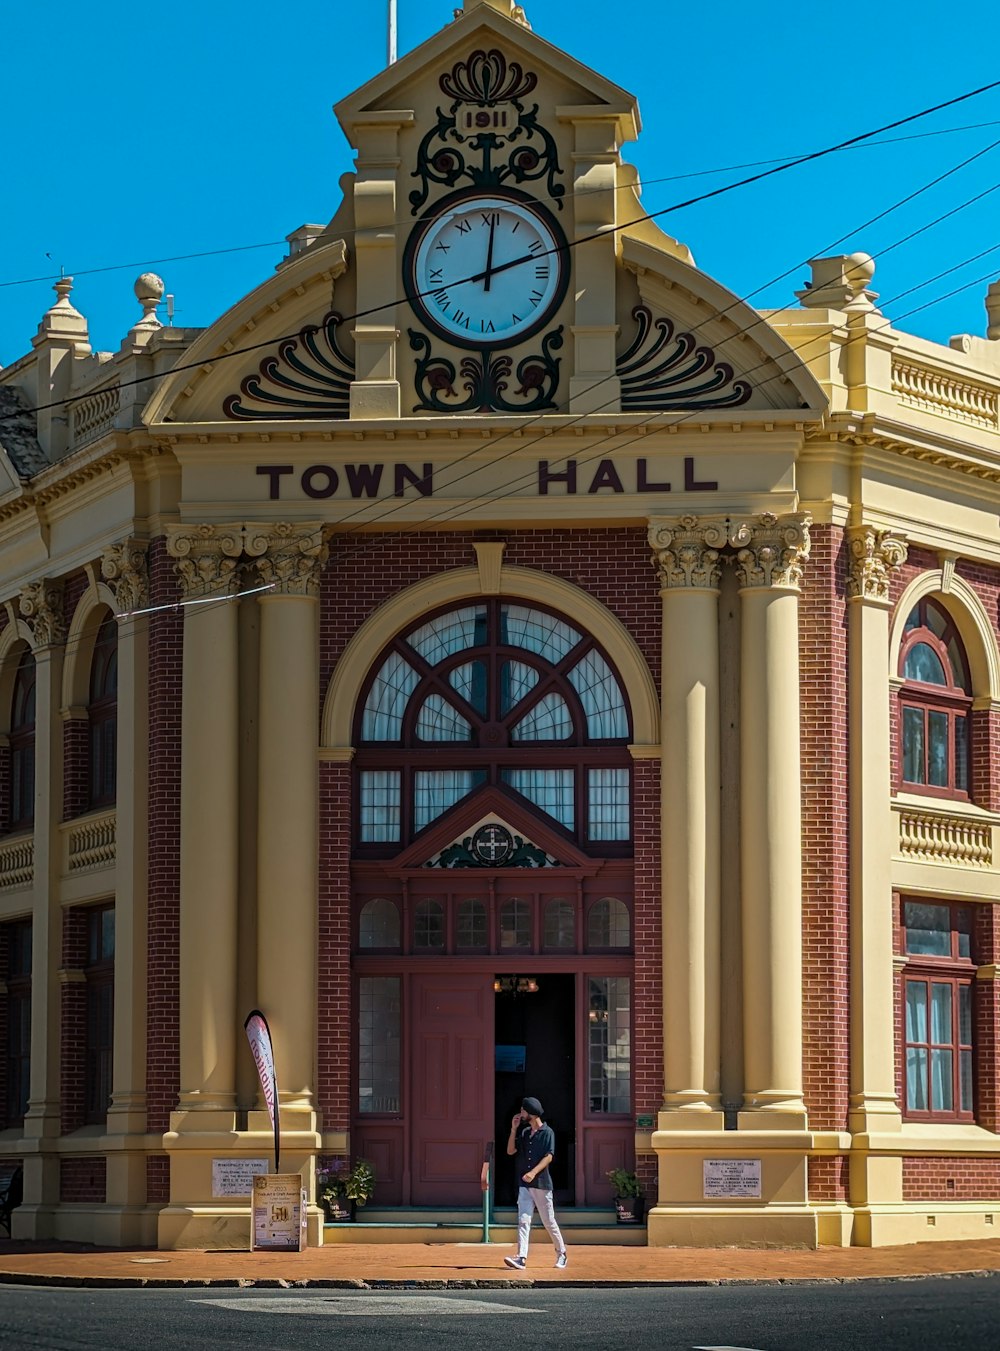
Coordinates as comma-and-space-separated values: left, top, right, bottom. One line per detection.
892, 793, 1000, 825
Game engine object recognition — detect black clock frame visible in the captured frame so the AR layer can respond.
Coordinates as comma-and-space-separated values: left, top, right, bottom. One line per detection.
402, 186, 570, 351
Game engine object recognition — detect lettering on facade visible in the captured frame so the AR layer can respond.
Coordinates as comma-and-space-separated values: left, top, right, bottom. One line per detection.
212, 1157, 268, 1197
255, 458, 718, 501
703, 1158, 762, 1199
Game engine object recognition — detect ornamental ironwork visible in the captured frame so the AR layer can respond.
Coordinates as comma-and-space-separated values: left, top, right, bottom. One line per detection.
410, 326, 563, 412
410, 47, 565, 214
617, 305, 752, 411
223, 311, 354, 420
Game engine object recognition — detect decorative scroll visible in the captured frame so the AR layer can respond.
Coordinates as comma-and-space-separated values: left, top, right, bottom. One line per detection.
730, 513, 811, 591
165, 524, 244, 599
648, 516, 727, 590
245, 522, 329, 597
101, 539, 149, 616
847, 527, 908, 605
223, 311, 354, 420
410, 326, 562, 413
617, 306, 752, 411
19, 580, 65, 648
410, 48, 564, 214
426, 833, 555, 869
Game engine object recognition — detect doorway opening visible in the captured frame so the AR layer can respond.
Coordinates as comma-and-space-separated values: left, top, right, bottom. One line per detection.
493, 971, 575, 1207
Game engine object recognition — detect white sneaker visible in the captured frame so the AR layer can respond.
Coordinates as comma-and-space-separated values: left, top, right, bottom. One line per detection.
555, 1250, 568, 1269
504, 1255, 526, 1270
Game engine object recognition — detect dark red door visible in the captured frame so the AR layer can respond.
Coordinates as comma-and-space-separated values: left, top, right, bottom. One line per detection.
410, 974, 494, 1205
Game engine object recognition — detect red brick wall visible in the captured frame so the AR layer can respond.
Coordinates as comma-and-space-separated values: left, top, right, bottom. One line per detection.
62, 718, 89, 819
809, 1155, 849, 1202
0, 925, 9, 1126
317, 761, 351, 1132
632, 757, 661, 1125
974, 905, 1000, 1132
146, 1155, 170, 1205
902, 1157, 1000, 1201
59, 1156, 106, 1203
145, 538, 183, 1134
799, 524, 850, 1130
59, 908, 87, 1134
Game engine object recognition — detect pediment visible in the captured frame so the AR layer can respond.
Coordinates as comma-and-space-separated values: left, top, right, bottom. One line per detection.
143, 238, 351, 427
336, 8, 638, 141
388, 784, 596, 874
617, 235, 827, 416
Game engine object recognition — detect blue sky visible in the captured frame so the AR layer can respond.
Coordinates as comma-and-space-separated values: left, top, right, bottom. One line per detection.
2, 0, 999, 367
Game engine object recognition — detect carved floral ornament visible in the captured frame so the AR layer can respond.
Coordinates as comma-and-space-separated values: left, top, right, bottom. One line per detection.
648, 513, 812, 592
165, 523, 328, 601
101, 540, 149, 616
846, 526, 908, 604
18, 580, 66, 648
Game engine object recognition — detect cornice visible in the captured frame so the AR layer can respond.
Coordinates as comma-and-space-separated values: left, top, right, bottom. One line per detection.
818, 412, 1000, 485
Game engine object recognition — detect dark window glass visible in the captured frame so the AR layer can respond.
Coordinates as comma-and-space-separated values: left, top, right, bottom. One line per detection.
901, 900, 974, 1122
4, 918, 32, 1126
9, 650, 36, 831
898, 599, 973, 799
84, 906, 114, 1125
88, 615, 118, 808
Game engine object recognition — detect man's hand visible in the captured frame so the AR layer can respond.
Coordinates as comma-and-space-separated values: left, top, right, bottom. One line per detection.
522, 1171, 536, 1184
510, 1111, 523, 1132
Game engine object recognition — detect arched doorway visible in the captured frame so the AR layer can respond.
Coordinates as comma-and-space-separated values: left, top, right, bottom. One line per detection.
349, 598, 635, 1206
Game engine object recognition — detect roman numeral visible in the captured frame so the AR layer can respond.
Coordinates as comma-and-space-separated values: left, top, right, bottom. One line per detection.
511, 220, 521, 234
511, 313, 521, 324
480, 212, 500, 228
433, 288, 450, 310
454, 218, 472, 235
481, 319, 496, 334
429, 267, 443, 284
452, 309, 471, 329
434, 242, 451, 253
529, 290, 543, 308
528, 240, 543, 254
535, 265, 549, 279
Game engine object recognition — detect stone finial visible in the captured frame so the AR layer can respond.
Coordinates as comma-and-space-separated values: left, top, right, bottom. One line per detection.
796, 253, 877, 313
35, 276, 90, 343
987, 280, 1000, 342
458, 0, 531, 24
127, 272, 164, 343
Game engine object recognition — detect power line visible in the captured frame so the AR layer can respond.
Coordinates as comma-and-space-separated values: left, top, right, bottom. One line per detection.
4, 117, 1000, 293
21, 76, 1000, 421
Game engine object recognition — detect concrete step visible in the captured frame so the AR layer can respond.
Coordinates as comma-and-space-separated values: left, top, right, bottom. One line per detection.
322, 1207, 647, 1245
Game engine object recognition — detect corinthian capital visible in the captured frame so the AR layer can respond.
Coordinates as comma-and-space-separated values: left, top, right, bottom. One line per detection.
847, 526, 908, 605
648, 516, 726, 590
101, 539, 149, 616
19, 580, 65, 648
246, 522, 329, 597
730, 512, 812, 591
165, 524, 244, 599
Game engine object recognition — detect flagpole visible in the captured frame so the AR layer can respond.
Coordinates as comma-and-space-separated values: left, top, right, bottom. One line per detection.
388, 0, 397, 65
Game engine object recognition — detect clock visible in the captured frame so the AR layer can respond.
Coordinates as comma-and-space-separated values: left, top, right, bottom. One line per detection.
404, 191, 568, 348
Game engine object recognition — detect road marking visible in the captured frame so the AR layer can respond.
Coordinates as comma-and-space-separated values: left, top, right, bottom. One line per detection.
198, 1295, 537, 1317
693, 1345, 769, 1350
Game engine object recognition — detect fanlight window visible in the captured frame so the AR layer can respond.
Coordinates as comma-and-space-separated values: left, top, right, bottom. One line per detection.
359, 898, 400, 950
355, 601, 632, 849
898, 598, 972, 798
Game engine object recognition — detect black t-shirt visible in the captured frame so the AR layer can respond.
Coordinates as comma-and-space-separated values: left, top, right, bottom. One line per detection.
514, 1121, 555, 1190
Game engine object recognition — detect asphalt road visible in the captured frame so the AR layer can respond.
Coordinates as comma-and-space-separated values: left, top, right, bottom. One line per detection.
1, 1276, 999, 1350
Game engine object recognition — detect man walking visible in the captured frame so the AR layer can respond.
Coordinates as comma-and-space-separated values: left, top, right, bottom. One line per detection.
503, 1096, 568, 1270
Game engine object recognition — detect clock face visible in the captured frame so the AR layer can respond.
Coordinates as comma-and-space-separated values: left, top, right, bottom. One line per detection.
405, 192, 568, 348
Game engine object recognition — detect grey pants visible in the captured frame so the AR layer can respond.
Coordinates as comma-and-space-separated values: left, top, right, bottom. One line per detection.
516, 1184, 565, 1258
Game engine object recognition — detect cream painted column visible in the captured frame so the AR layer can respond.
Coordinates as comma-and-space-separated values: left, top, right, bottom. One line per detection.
847, 529, 908, 1151
14, 585, 65, 1239
252, 524, 328, 1116
735, 513, 811, 1128
648, 517, 724, 1122
166, 525, 244, 1116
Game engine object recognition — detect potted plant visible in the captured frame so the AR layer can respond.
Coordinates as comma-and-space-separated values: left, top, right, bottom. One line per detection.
607, 1167, 645, 1224
317, 1158, 376, 1221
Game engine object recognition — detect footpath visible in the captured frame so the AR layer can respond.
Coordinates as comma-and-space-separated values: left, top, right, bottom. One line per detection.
3, 1237, 1000, 1289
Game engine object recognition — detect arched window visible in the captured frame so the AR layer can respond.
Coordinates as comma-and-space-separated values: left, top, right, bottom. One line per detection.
898, 598, 972, 798
354, 601, 632, 850
9, 649, 36, 831
88, 615, 118, 809
359, 898, 400, 950
587, 897, 631, 950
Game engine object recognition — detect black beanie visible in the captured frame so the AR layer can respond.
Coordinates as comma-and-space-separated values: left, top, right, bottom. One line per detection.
522, 1096, 544, 1117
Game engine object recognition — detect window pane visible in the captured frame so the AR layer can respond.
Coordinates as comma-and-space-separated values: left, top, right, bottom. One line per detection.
500, 660, 539, 715
501, 769, 574, 830
904, 903, 952, 957
499, 898, 531, 949
930, 982, 952, 1044
543, 899, 575, 949
449, 661, 488, 717
501, 606, 580, 662
588, 898, 631, 949
415, 693, 473, 742
358, 977, 400, 1113
906, 1046, 928, 1110
931, 1048, 953, 1111
954, 715, 969, 793
902, 707, 925, 784
947, 635, 971, 692
928, 711, 949, 787
904, 604, 920, 633
904, 642, 946, 685
362, 654, 418, 741
456, 898, 487, 950
359, 899, 400, 949
567, 650, 628, 739
959, 983, 972, 1045
359, 771, 400, 842
588, 977, 631, 1113
407, 607, 486, 663
905, 980, 928, 1042
511, 692, 573, 742
414, 770, 486, 832
960, 1050, 974, 1113
414, 900, 445, 951
588, 769, 630, 841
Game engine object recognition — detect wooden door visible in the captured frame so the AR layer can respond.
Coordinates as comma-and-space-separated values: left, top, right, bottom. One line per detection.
410, 973, 494, 1205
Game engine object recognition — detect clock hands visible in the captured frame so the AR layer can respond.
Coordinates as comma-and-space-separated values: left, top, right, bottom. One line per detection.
482, 214, 497, 293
